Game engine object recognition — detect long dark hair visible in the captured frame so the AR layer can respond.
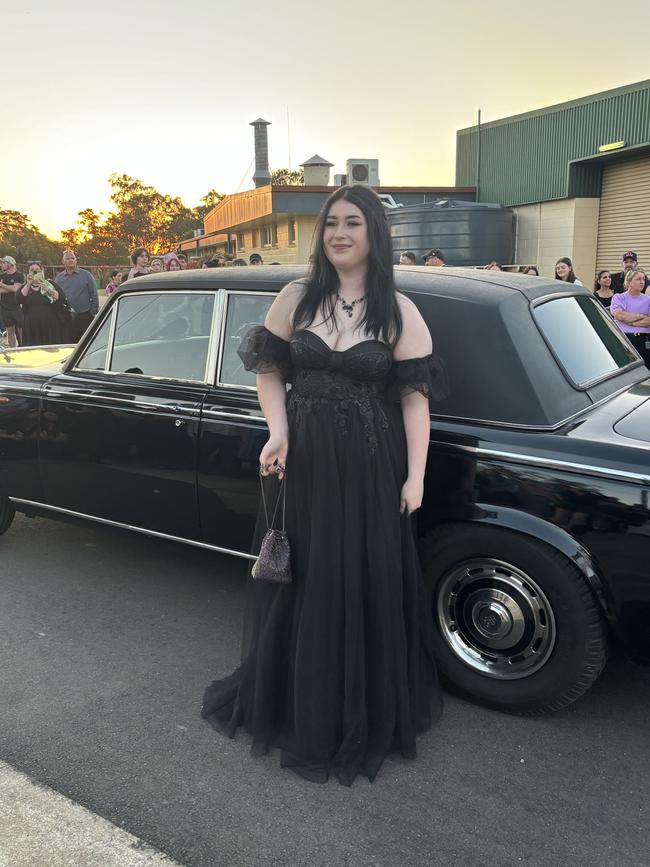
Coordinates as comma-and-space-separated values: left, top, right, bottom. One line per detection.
554, 256, 577, 283
593, 270, 611, 292
293, 184, 402, 345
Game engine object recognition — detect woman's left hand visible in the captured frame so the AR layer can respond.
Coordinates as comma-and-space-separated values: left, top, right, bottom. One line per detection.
400, 477, 424, 516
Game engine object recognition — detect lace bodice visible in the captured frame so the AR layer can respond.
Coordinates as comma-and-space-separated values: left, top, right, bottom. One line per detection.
289, 329, 393, 381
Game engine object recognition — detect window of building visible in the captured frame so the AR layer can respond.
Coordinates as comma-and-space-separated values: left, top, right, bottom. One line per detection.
237, 232, 245, 251
260, 224, 277, 247
288, 219, 296, 245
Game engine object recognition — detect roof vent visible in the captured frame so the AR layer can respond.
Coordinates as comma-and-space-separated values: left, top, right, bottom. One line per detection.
300, 154, 333, 186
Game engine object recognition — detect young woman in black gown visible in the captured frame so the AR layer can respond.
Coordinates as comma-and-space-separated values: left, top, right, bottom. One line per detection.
202, 184, 446, 785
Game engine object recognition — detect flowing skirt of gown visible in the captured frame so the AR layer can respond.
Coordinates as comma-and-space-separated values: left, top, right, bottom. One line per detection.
202, 328, 444, 786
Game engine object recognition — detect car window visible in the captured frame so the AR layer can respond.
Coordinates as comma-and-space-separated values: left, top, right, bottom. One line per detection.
219, 292, 274, 388
534, 295, 638, 386
75, 310, 114, 371
108, 292, 216, 382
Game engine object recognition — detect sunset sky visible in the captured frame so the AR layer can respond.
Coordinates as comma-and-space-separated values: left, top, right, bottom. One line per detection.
2, 0, 648, 239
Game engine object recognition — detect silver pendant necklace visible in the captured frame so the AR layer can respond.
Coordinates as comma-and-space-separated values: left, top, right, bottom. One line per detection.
336, 292, 365, 317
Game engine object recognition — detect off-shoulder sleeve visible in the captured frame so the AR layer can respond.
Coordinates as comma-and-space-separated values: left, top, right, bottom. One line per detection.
237, 325, 293, 382
389, 353, 449, 402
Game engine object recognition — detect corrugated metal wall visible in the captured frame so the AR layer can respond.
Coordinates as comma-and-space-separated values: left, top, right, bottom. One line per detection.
456, 81, 650, 206
596, 155, 650, 270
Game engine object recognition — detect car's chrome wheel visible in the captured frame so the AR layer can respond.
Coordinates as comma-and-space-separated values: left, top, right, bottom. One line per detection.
436, 558, 557, 680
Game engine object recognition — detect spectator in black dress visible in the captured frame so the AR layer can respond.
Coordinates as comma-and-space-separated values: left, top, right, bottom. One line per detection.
593, 270, 614, 309
20, 263, 67, 346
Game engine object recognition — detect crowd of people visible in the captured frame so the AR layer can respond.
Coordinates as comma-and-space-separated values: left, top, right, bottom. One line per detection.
0, 248, 271, 348
0, 251, 97, 348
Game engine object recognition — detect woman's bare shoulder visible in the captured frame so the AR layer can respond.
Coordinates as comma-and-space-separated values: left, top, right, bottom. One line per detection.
395, 291, 420, 315
265, 280, 308, 339
393, 292, 432, 360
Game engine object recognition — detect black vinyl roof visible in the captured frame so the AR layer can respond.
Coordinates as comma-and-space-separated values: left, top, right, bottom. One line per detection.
116, 267, 646, 428
118, 265, 558, 303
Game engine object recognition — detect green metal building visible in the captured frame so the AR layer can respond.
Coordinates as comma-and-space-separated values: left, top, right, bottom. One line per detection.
455, 79, 650, 281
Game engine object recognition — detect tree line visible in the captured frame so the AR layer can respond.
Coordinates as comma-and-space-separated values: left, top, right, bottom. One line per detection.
0, 168, 303, 266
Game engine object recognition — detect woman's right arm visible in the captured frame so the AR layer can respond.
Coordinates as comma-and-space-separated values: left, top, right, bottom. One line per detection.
257, 282, 304, 479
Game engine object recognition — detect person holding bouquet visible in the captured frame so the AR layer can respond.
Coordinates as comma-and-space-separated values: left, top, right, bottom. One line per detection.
20, 263, 68, 346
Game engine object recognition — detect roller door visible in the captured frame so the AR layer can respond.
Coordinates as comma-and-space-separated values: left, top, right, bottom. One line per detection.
596, 155, 650, 271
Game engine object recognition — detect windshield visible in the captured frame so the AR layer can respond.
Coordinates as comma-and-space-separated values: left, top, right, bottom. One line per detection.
533, 294, 638, 387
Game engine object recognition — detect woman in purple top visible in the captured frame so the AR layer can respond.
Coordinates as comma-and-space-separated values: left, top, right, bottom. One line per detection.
610, 269, 650, 369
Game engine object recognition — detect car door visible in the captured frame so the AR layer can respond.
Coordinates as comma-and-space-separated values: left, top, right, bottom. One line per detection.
198, 290, 275, 555
40, 289, 218, 541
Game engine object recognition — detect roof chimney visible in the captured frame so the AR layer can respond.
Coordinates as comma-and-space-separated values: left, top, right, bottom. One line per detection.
300, 154, 334, 186
250, 117, 272, 188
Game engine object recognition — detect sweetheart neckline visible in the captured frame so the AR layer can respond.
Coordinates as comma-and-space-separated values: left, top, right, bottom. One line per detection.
291, 329, 390, 354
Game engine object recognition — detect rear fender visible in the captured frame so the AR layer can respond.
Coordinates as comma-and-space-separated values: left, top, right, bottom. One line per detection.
426, 505, 615, 624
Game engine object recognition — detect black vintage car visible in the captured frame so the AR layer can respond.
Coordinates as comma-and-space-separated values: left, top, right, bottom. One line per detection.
1, 267, 649, 715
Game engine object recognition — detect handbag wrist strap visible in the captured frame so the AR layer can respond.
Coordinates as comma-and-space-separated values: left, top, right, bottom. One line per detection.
259, 474, 286, 531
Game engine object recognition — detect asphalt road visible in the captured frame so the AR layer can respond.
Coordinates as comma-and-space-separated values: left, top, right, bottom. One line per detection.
1, 513, 648, 867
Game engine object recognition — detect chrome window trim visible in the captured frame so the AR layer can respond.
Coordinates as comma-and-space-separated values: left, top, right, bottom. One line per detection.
71, 290, 220, 386
530, 293, 641, 390
62, 367, 212, 387
216, 289, 277, 392
70, 307, 116, 373
430, 440, 650, 486
9, 498, 256, 562
206, 289, 226, 384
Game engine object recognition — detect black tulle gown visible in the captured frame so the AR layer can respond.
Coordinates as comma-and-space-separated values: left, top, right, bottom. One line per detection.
202, 326, 446, 785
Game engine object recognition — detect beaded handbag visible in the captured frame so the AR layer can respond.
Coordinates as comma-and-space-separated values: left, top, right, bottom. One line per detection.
251, 474, 292, 584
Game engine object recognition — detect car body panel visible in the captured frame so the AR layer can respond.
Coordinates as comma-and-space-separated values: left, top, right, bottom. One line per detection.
0, 267, 649, 662
39, 372, 206, 539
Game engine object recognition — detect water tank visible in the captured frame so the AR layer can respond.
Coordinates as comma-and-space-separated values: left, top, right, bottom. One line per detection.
387, 199, 514, 266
